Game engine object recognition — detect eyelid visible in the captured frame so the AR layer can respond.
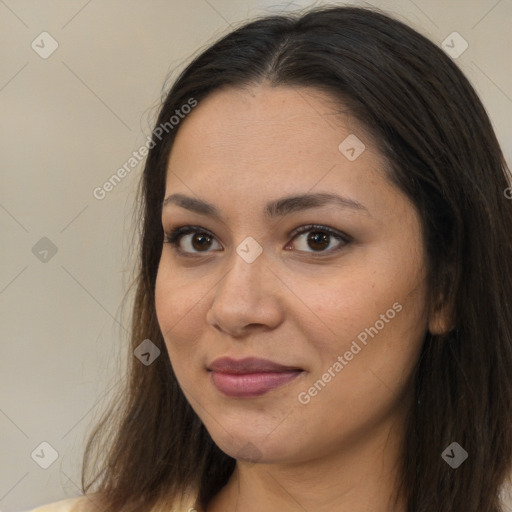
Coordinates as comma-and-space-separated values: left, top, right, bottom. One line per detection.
163, 224, 352, 257
289, 224, 351, 243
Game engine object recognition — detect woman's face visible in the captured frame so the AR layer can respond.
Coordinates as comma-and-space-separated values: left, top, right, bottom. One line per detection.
155, 85, 434, 465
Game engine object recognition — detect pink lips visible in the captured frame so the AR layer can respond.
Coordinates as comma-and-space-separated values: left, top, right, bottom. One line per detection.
208, 357, 303, 397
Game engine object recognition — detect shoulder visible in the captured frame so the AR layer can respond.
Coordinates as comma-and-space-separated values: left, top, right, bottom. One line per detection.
28, 496, 91, 512
28, 492, 200, 512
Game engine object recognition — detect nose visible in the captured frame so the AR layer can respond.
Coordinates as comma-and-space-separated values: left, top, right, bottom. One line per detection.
205, 245, 285, 337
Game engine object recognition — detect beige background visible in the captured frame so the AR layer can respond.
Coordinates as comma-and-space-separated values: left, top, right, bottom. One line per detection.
0, 1, 511, 511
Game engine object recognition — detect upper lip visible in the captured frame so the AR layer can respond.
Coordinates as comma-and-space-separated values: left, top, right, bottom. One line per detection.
208, 357, 302, 374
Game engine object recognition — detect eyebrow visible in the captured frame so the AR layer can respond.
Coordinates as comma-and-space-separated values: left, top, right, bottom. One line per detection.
162, 192, 369, 220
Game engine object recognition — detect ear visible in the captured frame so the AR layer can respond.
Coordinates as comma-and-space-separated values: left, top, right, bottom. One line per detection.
428, 295, 456, 335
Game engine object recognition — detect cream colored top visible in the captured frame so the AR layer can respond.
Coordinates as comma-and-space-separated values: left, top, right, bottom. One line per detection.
29, 497, 89, 512
29, 494, 199, 512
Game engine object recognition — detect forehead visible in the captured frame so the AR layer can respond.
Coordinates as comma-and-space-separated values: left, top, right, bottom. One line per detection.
172, 85, 362, 149
166, 85, 386, 187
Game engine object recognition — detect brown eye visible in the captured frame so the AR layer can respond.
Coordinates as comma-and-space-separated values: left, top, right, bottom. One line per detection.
306, 231, 330, 251
190, 232, 213, 251
164, 227, 221, 254
289, 225, 349, 254
164, 224, 350, 257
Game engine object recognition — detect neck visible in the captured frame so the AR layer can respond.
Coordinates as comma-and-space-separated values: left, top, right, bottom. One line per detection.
204, 413, 407, 512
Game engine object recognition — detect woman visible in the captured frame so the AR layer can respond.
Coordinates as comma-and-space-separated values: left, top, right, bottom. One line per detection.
31, 4, 512, 512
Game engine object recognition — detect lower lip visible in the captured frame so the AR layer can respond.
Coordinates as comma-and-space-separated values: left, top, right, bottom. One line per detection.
210, 370, 303, 397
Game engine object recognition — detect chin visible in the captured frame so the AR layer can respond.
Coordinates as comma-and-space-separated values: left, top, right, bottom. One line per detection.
207, 425, 296, 464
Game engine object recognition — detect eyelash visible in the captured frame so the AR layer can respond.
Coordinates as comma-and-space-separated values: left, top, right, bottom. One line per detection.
163, 224, 351, 257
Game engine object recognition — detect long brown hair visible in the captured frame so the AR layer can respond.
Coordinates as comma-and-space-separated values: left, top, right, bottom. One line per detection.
82, 5, 512, 511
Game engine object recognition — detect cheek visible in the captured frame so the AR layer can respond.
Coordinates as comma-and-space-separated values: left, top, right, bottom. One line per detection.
289, 255, 428, 413
154, 262, 204, 361
293, 289, 426, 453
286, 260, 424, 348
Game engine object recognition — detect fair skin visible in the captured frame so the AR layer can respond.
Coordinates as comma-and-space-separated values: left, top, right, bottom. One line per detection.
155, 84, 449, 512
